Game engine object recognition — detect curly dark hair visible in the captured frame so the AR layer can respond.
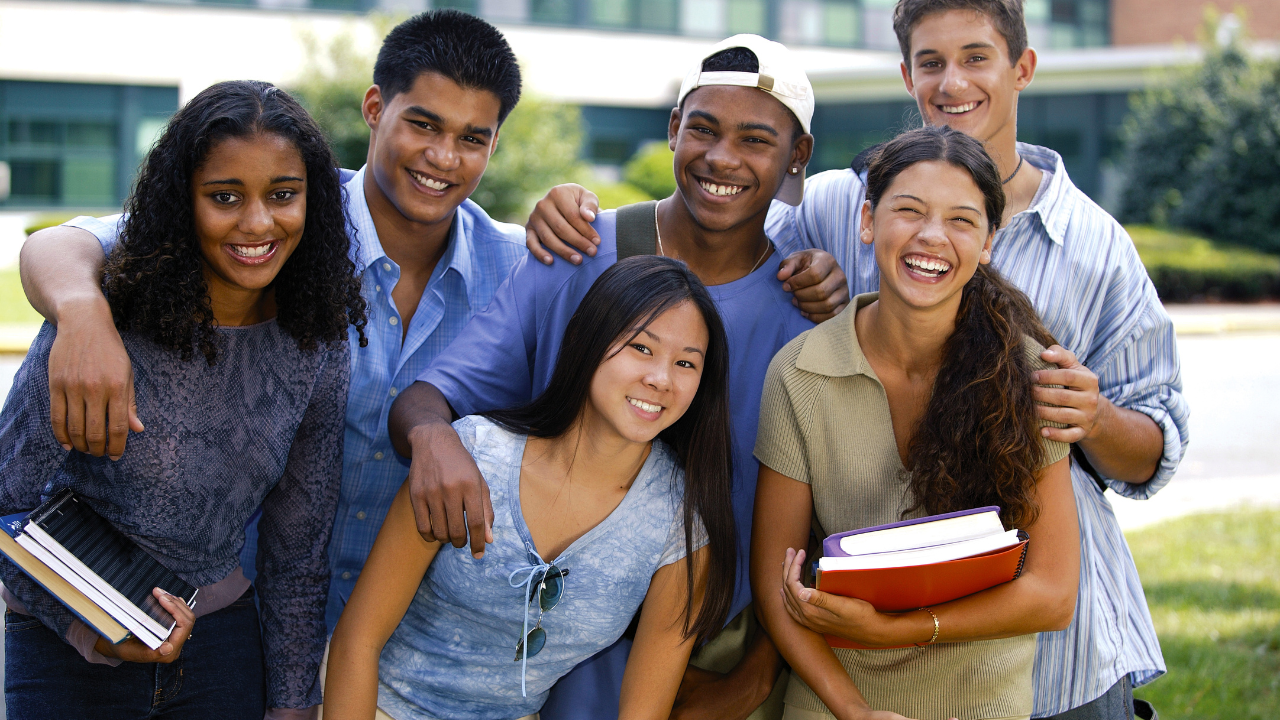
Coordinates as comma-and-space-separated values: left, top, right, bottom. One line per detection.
865, 126, 1057, 530
106, 80, 367, 364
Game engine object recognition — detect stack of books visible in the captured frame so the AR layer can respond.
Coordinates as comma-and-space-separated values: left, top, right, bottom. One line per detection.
0, 489, 198, 649
815, 506, 1028, 649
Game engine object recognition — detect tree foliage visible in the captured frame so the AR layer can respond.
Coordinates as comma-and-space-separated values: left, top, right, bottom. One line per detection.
289, 20, 390, 170
1118, 15, 1280, 253
470, 98, 589, 222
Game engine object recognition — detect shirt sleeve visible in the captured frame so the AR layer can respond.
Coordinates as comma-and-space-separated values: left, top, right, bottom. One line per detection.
1079, 225, 1190, 500
418, 254, 540, 417
62, 214, 124, 254
255, 342, 348, 710
0, 324, 79, 643
752, 338, 815, 485
765, 170, 877, 296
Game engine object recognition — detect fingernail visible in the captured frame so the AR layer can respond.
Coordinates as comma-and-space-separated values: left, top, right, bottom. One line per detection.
61, 444, 72, 451
160, 643, 172, 655
571, 255, 581, 264
782, 283, 791, 291
542, 255, 552, 265
473, 551, 484, 559
585, 210, 596, 221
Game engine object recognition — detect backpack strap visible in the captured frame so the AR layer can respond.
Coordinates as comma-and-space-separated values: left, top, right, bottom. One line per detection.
615, 200, 659, 260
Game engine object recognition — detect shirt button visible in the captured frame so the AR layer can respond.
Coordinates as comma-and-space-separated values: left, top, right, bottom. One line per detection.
373, 451, 384, 461
383, 262, 392, 271
389, 387, 398, 397
389, 317, 398, 326
375, 284, 381, 292
341, 571, 352, 580
356, 511, 367, 520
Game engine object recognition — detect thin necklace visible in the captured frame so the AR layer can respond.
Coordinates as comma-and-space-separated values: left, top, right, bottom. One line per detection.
654, 200, 771, 275
1001, 154, 1025, 185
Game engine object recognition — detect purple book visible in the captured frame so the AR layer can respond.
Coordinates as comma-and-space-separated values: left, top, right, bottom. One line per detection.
821, 506, 1002, 558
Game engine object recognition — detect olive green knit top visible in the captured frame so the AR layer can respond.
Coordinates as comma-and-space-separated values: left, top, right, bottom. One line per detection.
754, 293, 1070, 720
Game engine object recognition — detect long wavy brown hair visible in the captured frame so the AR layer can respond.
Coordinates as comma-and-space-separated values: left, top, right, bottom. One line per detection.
865, 126, 1057, 530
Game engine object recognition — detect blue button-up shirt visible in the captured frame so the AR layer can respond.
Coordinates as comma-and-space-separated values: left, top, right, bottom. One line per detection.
326, 168, 526, 627
66, 166, 527, 630
765, 144, 1190, 716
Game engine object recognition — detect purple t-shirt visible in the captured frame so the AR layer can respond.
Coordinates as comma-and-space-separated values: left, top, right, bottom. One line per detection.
419, 208, 813, 719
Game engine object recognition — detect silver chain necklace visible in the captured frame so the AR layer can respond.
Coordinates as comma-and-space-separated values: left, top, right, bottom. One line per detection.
654, 200, 771, 275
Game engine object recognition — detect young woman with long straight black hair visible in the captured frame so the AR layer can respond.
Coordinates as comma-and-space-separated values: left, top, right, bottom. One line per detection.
752, 126, 1080, 720
325, 255, 737, 720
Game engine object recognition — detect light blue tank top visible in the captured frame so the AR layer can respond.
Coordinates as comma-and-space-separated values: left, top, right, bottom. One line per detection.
376, 416, 703, 720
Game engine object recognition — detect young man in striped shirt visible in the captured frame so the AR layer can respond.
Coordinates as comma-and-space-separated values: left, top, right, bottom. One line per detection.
529, 2, 1189, 718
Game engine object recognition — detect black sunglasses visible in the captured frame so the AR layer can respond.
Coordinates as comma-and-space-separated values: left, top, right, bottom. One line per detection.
514, 565, 569, 661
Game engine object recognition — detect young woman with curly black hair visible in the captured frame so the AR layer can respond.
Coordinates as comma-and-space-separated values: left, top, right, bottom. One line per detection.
0, 79, 366, 720
752, 126, 1080, 720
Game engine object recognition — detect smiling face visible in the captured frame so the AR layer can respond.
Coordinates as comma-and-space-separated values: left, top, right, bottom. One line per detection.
193, 132, 307, 311
860, 160, 993, 312
669, 86, 812, 232
583, 301, 710, 446
900, 9, 1035, 151
363, 70, 501, 228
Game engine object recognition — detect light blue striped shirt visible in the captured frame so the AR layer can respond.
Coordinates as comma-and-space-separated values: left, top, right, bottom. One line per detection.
65, 166, 528, 631
766, 143, 1190, 716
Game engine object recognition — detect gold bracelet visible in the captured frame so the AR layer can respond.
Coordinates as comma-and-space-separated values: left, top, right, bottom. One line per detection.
917, 607, 940, 646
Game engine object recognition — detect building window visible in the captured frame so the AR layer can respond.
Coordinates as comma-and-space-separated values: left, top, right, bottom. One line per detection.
0, 81, 176, 209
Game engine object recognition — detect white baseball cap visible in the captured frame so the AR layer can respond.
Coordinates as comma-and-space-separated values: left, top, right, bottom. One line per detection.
677, 34, 814, 205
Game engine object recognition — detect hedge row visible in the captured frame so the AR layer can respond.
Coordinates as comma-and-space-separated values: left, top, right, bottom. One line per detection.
1130, 225, 1280, 302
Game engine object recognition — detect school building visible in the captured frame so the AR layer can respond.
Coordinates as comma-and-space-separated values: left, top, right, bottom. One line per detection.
0, 0, 1277, 237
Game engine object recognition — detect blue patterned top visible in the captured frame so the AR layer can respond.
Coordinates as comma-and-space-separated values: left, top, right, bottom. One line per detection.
765, 143, 1191, 715
0, 320, 348, 709
63, 166, 528, 629
376, 415, 703, 720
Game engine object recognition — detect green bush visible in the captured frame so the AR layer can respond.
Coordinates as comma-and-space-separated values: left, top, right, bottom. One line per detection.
1129, 225, 1280, 301
589, 182, 652, 210
1118, 13, 1280, 253
622, 142, 676, 200
469, 98, 589, 222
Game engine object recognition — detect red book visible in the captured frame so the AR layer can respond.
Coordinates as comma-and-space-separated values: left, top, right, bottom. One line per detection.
813, 508, 1029, 649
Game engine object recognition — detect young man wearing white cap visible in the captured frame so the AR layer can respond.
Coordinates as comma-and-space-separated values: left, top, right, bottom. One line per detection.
388, 35, 817, 720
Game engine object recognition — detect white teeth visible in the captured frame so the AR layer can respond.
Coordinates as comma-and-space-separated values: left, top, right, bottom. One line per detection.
699, 180, 743, 197
941, 101, 979, 114
231, 243, 274, 258
409, 170, 449, 191
904, 256, 951, 276
628, 397, 662, 413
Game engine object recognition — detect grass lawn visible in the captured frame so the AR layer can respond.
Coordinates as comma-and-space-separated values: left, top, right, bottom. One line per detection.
1129, 509, 1280, 719
0, 269, 42, 326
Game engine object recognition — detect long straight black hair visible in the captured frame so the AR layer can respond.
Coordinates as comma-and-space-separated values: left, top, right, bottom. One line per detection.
485, 255, 735, 645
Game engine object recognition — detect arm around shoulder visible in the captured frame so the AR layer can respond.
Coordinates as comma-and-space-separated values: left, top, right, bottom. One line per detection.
19, 223, 139, 459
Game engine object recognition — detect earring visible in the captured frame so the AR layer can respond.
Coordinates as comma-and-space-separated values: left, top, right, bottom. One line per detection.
789, 167, 799, 175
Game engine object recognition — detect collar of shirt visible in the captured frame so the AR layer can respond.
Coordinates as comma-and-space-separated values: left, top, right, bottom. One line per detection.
1013, 143, 1072, 247
795, 292, 878, 378
342, 166, 484, 309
